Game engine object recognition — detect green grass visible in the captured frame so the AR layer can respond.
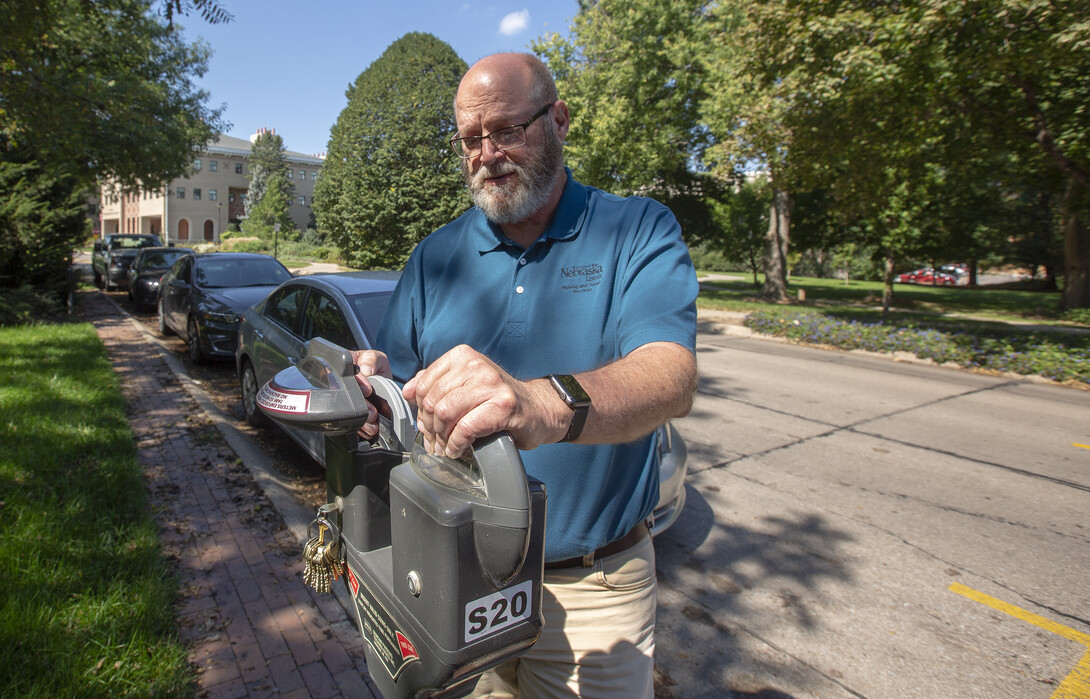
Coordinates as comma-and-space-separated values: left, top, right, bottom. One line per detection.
697, 273, 1090, 385
0, 324, 194, 698
697, 273, 1081, 325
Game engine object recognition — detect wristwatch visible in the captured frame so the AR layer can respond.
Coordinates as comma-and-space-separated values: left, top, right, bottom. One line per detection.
546, 374, 592, 442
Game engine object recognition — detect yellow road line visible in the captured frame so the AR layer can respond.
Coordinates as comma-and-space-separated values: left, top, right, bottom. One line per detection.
1053, 650, 1090, 699
949, 583, 1090, 698
1074, 443, 1090, 450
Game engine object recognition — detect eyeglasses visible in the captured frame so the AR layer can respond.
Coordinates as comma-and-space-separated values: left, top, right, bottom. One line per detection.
449, 104, 553, 159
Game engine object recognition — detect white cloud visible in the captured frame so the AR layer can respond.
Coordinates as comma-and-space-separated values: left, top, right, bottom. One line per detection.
499, 9, 530, 36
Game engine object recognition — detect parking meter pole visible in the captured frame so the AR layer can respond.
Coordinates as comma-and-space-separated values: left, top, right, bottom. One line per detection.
258, 338, 546, 699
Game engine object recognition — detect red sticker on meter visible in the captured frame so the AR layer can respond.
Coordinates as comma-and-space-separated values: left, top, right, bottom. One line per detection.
345, 564, 420, 681
256, 384, 310, 414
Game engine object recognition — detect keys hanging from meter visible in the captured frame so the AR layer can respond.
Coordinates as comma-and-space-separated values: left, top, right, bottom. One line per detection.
303, 505, 343, 594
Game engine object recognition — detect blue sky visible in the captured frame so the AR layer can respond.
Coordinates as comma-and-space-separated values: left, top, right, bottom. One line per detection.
180, 1, 579, 157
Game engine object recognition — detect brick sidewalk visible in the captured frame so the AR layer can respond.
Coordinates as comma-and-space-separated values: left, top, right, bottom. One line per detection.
79, 290, 380, 698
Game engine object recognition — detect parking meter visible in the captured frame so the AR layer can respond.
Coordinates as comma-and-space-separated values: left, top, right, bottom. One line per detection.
257, 338, 547, 698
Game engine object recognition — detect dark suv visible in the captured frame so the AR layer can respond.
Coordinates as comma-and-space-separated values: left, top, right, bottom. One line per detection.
92, 234, 162, 290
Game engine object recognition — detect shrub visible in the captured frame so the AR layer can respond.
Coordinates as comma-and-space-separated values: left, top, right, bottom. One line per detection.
223, 238, 268, 253
1060, 307, 1090, 326
0, 286, 68, 326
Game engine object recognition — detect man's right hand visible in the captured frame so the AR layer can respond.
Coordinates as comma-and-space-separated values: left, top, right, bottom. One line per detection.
350, 350, 393, 440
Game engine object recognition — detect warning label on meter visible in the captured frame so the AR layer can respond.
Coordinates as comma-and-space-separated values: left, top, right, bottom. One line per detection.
256, 384, 310, 414
346, 565, 420, 681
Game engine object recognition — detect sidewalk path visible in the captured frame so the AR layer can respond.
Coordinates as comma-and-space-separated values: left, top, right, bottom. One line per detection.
79, 290, 380, 699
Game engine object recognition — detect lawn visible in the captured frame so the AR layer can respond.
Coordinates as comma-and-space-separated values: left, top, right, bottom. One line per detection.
0, 323, 194, 697
697, 273, 1084, 324
697, 273, 1090, 386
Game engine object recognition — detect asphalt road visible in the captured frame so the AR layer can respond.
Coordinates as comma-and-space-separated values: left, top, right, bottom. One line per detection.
79, 257, 1088, 698
655, 326, 1090, 698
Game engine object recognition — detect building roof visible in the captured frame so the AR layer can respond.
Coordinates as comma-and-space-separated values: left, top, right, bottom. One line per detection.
204, 134, 324, 166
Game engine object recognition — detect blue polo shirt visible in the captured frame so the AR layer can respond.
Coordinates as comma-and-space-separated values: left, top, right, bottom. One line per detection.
376, 169, 697, 561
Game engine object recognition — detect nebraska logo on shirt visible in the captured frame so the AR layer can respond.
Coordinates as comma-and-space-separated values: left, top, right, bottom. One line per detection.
561, 263, 603, 279
561, 262, 603, 294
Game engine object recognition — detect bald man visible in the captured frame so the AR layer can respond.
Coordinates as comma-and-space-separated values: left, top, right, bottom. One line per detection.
357, 53, 698, 698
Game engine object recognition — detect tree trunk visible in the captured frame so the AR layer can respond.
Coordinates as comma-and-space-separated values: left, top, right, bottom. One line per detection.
882, 254, 895, 315
759, 187, 792, 302
1059, 179, 1090, 311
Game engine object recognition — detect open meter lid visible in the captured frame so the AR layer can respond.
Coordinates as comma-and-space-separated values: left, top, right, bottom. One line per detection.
257, 337, 375, 435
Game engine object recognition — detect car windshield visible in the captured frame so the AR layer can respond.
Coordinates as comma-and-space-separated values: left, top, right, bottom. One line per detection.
348, 291, 394, 344
112, 236, 159, 249
141, 251, 190, 269
195, 258, 292, 289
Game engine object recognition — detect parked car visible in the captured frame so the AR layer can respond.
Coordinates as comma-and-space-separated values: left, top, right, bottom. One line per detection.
940, 263, 970, 284
236, 271, 689, 535
895, 267, 958, 286
126, 246, 195, 310
92, 234, 162, 290
158, 252, 293, 364
236, 272, 401, 464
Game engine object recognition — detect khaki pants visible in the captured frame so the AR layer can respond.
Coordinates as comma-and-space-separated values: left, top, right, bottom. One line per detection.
471, 534, 656, 698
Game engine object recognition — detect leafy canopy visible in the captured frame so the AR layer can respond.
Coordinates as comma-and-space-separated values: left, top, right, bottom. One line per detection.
0, 0, 224, 296
243, 130, 295, 238
314, 33, 469, 270
0, 0, 225, 190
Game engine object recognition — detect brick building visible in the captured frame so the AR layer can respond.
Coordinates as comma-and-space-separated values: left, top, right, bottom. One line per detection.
98, 129, 324, 245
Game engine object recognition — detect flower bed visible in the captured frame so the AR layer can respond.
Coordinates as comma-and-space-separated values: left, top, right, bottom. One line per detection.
744, 310, 1090, 385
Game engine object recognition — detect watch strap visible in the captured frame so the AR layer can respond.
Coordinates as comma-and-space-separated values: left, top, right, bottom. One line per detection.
546, 374, 591, 443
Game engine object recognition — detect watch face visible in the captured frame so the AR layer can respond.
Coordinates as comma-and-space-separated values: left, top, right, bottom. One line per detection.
552, 374, 591, 407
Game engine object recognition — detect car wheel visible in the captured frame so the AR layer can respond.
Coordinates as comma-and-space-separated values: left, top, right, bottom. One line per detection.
240, 360, 268, 427
157, 299, 173, 336
187, 316, 207, 365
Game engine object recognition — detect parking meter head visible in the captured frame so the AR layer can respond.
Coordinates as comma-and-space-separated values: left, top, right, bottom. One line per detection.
256, 337, 371, 434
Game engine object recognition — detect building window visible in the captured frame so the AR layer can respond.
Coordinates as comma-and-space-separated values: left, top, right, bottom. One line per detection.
209, 189, 217, 201
193, 188, 201, 200
235, 163, 243, 174
299, 169, 306, 180
287, 169, 293, 179
177, 187, 185, 199
193, 159, 202, 171
210, 160, 218, 171
299, 196, 306, 206
229, 192, 235, 203
311, 171, 317, 181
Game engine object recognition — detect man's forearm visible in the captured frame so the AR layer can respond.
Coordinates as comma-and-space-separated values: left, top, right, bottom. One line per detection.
537, 341, 697, 446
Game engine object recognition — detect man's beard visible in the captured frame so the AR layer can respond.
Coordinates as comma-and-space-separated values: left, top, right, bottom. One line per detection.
464, 128, 564, 225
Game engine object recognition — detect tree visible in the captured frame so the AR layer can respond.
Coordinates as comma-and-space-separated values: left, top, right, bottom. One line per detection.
0, 0, 224, 296
704, 175, 770, 285
700, 2, 813, 302
0, 0, 223, 190
159, 0, 232, 26
704, 0, 1090, 310
532, 0, 711, 199
0, 148, 90, 292
244, 129, 294, 232
929, 0, 1090, 310
242, 173, 294, 242
314, 33, 468, 269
